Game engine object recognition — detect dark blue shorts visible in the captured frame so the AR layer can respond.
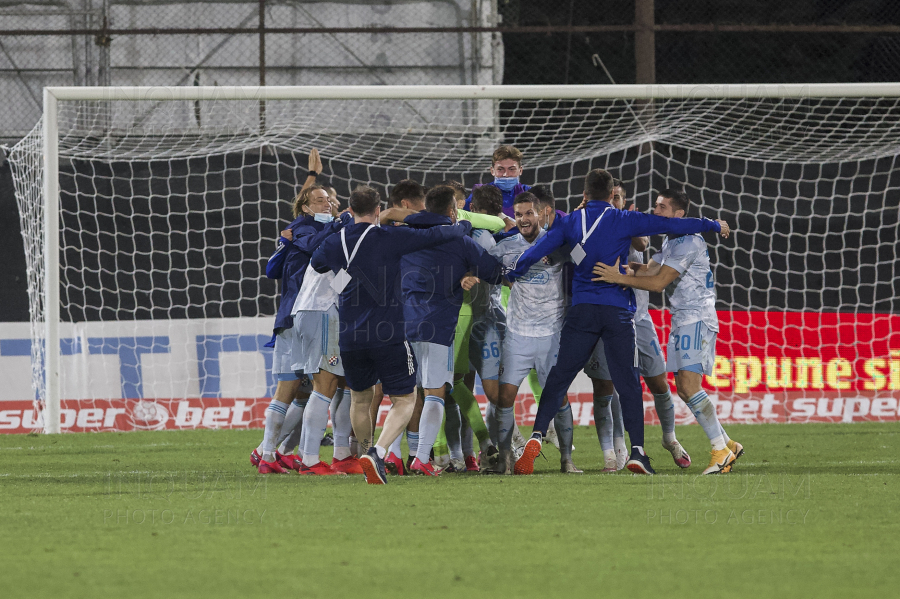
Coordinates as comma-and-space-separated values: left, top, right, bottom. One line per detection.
341, 341, 418, 396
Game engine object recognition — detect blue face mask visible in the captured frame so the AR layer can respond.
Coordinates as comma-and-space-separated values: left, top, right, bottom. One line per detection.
493, 177, 519, 192
313, 212, 334, 223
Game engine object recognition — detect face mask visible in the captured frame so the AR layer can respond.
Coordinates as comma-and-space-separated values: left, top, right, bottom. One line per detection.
313, 212, 334, 223
493, 177, 519, 192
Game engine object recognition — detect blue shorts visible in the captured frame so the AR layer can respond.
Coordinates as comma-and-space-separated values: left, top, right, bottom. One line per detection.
341, 341, 418, 396
666, 322, 717, 375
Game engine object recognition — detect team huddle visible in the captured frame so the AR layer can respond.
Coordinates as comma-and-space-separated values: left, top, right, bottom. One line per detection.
249, 145, 742, 484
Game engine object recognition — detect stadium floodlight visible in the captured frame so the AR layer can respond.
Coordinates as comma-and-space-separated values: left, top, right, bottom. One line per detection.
10, 83, 900, 433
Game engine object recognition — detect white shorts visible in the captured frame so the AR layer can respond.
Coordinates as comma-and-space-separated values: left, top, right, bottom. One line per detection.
411, 341, 454, 390
291, 305, 344, 376
585, 318, 666, 379
469, 317, 505, 381
273, 327, 297, 376
499, 330, 560, 388
666, 321, 717, 376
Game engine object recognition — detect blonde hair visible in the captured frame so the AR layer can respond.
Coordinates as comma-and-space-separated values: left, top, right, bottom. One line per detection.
292, 184, 326, 218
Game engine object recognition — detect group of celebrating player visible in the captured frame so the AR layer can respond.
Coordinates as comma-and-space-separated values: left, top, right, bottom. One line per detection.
248, 144, 744, 484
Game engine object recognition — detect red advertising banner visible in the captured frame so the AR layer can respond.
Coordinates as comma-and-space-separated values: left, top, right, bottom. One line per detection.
1, 311, 898, 434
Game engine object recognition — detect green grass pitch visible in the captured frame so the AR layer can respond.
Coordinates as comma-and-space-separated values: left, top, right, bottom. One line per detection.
1, 422, 898, 598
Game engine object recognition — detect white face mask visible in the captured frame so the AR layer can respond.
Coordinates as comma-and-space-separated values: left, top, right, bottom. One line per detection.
313, 212, 334, 223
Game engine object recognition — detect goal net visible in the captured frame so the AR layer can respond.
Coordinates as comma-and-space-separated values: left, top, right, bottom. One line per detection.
8, 84, 900, 433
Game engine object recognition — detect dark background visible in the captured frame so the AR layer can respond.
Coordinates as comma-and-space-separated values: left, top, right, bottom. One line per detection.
3, 0, 900, 322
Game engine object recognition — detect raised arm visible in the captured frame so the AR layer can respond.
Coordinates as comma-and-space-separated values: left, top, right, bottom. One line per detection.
300, 148, 323, 193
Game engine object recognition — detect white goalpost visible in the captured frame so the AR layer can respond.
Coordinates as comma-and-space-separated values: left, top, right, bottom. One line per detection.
11, 83, 900, 433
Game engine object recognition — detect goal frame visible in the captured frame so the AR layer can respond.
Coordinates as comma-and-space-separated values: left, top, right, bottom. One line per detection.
39, 82, 900, 433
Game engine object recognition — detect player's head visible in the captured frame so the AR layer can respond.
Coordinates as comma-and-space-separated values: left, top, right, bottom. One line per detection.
513, 191, 541, 242
530, 184, 556, 229
324, 185, 340, 212
438, 179, 468, 209
425, 186, 459, 223
471, 184, 503, 216
611, 178, 627, 210
293, 184, 331, 219
490, 145, 523, 183
583, 168, 615, 203
348, 185, 382, 218
654, 188, 690, 218
389, 179, 426, 211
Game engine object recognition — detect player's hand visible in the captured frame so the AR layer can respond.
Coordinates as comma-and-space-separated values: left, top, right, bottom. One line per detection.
460, 275, 481, 291
627, 261, 644, 275
281, 229, 293, 241
575, 197, 588, 211
626, 203, 637, 211
592, 258, 623, 284
716, 219, 731, 238
308, 148, 323, 174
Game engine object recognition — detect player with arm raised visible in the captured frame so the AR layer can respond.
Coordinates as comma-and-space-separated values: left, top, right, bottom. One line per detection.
584, 180, 690, 473
508, 169, 730, 476
488, 192, 579, 474
288, 186, 363, 475
593, 189, 743, 474
310, 186, 473, 485
252, 182, 347, 473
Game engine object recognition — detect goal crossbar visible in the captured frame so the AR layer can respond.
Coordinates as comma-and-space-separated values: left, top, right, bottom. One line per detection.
35, 83, 900, 433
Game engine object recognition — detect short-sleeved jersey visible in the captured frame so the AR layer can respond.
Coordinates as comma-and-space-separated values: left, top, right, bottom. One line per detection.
654, 233, 719, 332
628, 246, 651, 324
489, 229, 567, 337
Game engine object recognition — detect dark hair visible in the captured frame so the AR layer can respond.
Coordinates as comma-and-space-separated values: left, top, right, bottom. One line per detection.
471, 184, 503, 215
389, 179, 425, 207
529, 184, 556, 211
438, 179, 467, 202
584, 169, 614, 201
425, 186, 457, 217
659, 188, 690, 215
349, 185, 382, 216
612, 178, 623, 189
513, 191, 538, 207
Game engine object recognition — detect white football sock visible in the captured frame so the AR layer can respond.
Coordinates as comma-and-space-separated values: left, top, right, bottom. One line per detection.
331, 388, 352, 461
415, 396, 445, 463
301, 391, 332, 466
261, 399, 288, 462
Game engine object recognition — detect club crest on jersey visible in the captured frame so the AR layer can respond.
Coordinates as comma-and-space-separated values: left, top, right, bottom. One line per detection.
327, 355, 339, 366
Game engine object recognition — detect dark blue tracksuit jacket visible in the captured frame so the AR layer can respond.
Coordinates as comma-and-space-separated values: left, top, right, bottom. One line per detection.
267, 212, 352, 333
507, 201, 722, 309
505, 200, 723, 445
310, 220, 472, 350
400, 212, 503, 346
